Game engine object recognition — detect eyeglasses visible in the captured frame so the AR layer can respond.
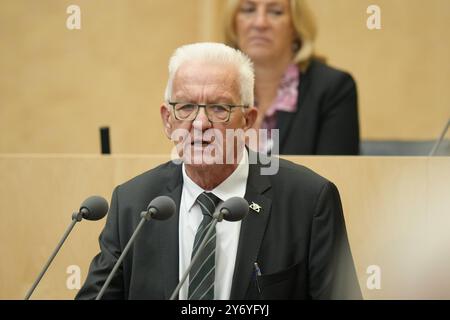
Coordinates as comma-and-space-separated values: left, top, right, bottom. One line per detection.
168, 102, 248, 123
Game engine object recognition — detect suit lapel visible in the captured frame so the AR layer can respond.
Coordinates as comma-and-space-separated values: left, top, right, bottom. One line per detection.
159, 163, 183, 299
230, 160, 272, 299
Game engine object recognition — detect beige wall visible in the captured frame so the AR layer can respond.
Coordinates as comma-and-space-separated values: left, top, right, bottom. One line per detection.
1, 0, 449, 154
1, 155, 449, 299
307, 0, 450, 140
0, 0, 221, 154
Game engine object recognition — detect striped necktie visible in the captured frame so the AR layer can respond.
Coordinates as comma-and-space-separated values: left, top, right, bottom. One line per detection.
188, 192, 221, 300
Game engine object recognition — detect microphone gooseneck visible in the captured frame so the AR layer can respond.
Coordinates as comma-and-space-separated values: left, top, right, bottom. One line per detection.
96, 196, 176, 300
24, 196, 109, 300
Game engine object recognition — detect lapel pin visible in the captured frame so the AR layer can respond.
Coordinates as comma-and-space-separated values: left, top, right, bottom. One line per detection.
249, 202, 261, 213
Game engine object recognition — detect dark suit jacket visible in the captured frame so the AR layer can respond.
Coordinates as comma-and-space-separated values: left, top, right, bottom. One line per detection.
278, 60, 360, 155
76, 156, 361, 300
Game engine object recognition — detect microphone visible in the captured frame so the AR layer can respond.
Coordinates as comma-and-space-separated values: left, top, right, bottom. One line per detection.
169, 197, 249, 300
95, 195, 176, 300
79, 195, 109, 221
24, 196, 109, 300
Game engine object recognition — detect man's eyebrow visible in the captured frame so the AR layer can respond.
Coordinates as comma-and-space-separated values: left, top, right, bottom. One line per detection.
206, 94, 237, 103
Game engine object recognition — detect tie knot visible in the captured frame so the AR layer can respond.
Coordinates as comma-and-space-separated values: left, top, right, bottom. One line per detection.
196, 192, 221, 217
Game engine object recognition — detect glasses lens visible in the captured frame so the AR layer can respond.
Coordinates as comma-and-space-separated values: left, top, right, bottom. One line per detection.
175, 103, 197, 120
207, 104, 231, 122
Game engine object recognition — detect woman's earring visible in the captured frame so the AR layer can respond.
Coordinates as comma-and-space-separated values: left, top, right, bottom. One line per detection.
292, 39, 301, 52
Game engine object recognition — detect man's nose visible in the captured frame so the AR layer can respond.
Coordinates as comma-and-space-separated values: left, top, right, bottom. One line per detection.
193, 107, 212, 130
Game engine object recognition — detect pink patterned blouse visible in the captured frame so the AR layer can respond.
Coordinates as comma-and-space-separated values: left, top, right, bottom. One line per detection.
254, 64, 299, 153
259, 63, 300, 131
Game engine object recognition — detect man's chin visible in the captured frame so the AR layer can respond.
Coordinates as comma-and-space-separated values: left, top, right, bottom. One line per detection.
182, 154, 225, 166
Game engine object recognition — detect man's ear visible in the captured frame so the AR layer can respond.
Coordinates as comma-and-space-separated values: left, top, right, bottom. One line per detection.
160, 104, 172, 139
243, 107, 258, 130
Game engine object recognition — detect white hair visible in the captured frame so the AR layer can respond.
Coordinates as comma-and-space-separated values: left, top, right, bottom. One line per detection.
164, 42, 254, 107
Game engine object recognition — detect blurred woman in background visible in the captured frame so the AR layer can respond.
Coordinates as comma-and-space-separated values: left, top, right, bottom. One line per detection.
224, 0, 360, 154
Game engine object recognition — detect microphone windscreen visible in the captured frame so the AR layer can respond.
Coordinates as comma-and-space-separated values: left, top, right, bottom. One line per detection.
80, 195, 109, 221
220, 197, 249, 222
147, 196, 176, 220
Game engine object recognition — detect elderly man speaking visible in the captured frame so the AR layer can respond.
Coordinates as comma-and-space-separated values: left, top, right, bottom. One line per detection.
76, 42, 361, 300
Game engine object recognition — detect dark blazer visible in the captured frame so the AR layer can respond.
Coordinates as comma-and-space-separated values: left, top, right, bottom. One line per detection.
76, 156, 361, 300
278, 60, 360, 155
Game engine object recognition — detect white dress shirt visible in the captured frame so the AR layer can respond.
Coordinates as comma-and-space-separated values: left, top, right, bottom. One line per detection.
178, 150, 249, 300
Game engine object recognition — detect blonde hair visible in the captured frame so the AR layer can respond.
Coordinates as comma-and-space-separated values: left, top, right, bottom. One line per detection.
223, 0, 318, 70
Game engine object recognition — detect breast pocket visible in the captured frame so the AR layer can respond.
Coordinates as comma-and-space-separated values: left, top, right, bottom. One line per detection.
257, 261, 304, 299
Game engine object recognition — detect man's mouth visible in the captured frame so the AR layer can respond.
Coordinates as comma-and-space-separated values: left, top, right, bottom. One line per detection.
191, 140, 211, 147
